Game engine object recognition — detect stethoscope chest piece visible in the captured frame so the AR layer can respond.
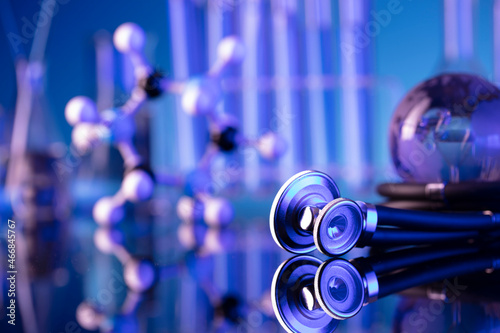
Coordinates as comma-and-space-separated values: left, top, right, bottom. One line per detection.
315, 258, 366, 320
271, 255, 339, 333
314, 199, 365, 256
270, 170, 341, 253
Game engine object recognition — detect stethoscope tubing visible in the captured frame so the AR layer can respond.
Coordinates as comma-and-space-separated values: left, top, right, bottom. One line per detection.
377, 182, 500, 201
377, 252, 497, 299
374, 205, 498, 231
363, 244, 480, 275
366, 228, 479, 246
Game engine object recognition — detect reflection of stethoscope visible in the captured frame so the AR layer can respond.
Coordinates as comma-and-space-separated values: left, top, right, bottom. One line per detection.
271, 245, 500, 333
270, 170, 500, 256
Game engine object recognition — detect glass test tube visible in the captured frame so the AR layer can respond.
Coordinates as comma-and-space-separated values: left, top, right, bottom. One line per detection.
441, 0, 480, 73
304, 0, 333, 171
271, 0, 305, 182
338, 0, 373, 188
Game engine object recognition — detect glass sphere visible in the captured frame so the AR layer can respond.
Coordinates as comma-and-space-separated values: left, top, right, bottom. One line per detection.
390, 73, 500, 183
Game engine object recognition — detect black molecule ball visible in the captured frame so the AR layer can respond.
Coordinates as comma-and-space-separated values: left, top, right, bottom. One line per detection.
215, 295, 243, 324
140, 71, 164, 98
211, 126, 239, 152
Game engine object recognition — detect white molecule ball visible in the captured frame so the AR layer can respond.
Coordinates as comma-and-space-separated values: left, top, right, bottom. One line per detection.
124, 259, 155, 292
71, 123, 102, 154
217, 36, 245, 65
122, 170, 154, 202
202, 228, 235, 254
181, 77, 221, 116
177, 223, 207, 249
113, 22, 146, 54
93, 196, 125, 226
257, 132, 288, 160
93, 228, 124, 254
176, 196, 195, 221
176, 196, 204, 222
76, 302, 104, 331
65, 96, 99, 126
203, 197, 234, 227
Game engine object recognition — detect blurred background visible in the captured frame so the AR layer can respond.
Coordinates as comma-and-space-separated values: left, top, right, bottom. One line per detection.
0, 0, 500, 332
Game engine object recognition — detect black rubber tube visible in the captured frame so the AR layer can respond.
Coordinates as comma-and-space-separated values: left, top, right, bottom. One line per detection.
375, 205, 495, 231
365, 245, 479, 275
377, 183, 428, 200
368, 228, 478, 246
380, 200, 500, 212
377, 182, 500, 201
377, 254, 494, 299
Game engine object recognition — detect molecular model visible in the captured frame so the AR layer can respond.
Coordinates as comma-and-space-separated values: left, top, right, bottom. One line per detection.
77, 226, 272, 332
65, 22, 170, 227
66, 22, 287, 229
66, 22, 286, 331
75, 226, 158, 332
175, 111, 287, 228
175, 88, 287, 249
175, 38, 287, 229
76, 227, 174, 332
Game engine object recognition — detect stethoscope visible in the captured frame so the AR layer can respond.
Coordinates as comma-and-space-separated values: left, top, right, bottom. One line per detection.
377, 181, 500, 202
270, 170, 500, 256
314, 248, 497, 320
271, 244, 500, 333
